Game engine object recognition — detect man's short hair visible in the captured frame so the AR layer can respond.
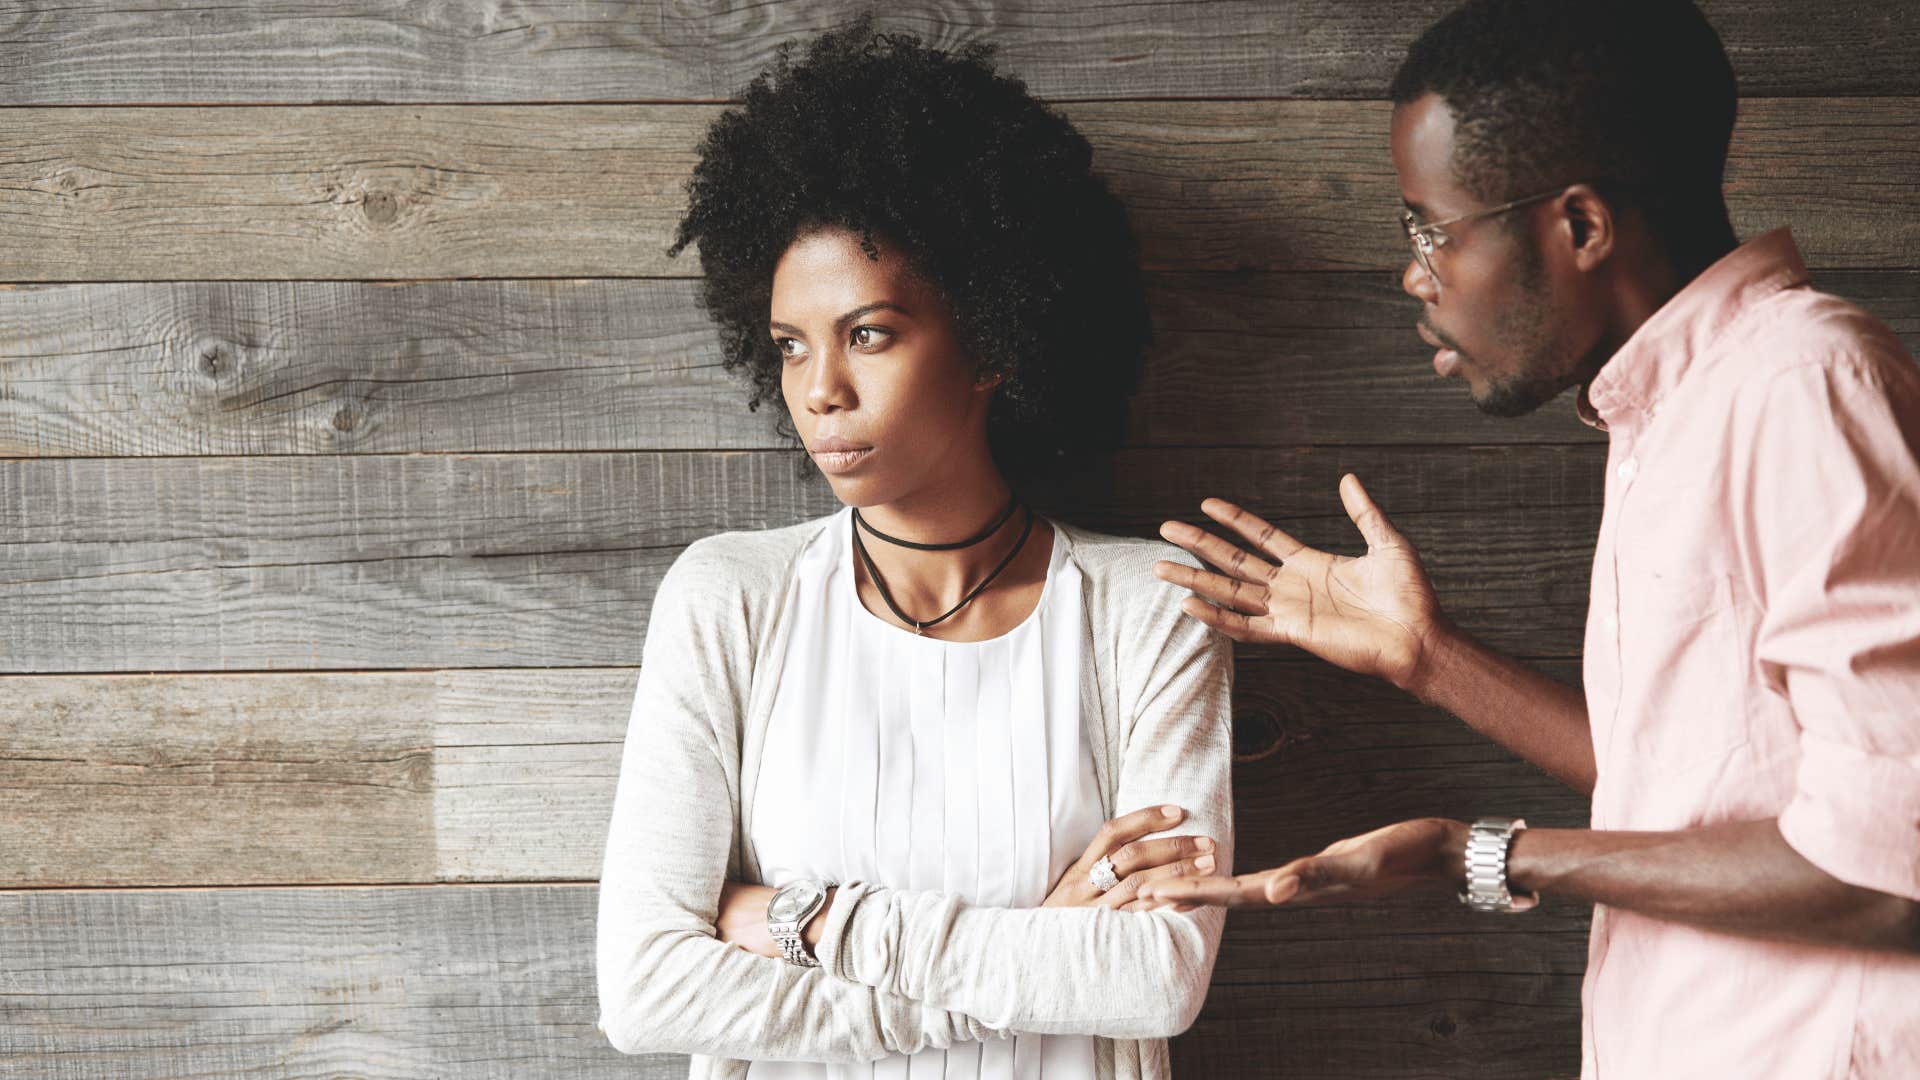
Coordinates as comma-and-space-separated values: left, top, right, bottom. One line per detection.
1389, 0, 1738, 265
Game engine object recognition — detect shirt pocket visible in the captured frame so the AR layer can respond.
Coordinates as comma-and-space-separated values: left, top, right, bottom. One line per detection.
1616, 568, 1753, 778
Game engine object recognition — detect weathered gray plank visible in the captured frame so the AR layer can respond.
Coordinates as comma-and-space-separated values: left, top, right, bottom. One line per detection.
0, 881, 1586, 1080
0, 278, 779, 457
0, 99, 1912, 280
0, 884, 683, 1079
0, 660, 1583, 887
5, 270, 1912, 457
0, 0, 1910, 104
0, 446, 1602, 672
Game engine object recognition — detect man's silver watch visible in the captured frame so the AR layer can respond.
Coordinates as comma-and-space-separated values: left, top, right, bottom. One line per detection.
767, 879, 831, 967
1459, 817, 1540, 914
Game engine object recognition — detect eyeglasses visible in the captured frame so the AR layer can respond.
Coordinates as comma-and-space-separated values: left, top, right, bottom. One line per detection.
1399, 185, 1577, 283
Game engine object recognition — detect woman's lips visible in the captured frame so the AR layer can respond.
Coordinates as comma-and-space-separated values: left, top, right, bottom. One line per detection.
807, 438, 874, 475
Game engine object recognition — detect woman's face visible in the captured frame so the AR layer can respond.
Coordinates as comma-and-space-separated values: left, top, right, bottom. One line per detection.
771, 228, 999, 507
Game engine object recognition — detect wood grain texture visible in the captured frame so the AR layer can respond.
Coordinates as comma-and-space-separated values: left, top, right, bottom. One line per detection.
0, 99, 1912, 280
5, 271, 1912, 457
0, 446, 1602, 672
0, 880, 1587, 1080
0, 0, 1911, 104
0, 660, 1583, 887
0, 884, 684, 1080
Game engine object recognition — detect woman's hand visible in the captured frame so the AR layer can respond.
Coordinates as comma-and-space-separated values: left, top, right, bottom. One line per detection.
1043, 804, 1218, 912
1153, 475, 1447, 695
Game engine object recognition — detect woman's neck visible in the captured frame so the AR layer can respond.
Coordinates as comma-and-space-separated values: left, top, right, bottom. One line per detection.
849, 457, 1052, 626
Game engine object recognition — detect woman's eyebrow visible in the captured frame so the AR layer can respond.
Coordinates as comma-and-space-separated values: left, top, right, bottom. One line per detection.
835, 301, 912, 328
768, 302, 912, 337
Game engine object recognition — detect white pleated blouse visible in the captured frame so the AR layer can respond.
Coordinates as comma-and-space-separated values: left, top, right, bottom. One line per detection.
747, 508, 1105, 1080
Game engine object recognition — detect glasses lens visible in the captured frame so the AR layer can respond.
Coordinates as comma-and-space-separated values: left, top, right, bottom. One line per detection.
1400, 214, 1436, 279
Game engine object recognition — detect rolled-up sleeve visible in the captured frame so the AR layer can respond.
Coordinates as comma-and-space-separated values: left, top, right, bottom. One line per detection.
1746, 355, 1920, 900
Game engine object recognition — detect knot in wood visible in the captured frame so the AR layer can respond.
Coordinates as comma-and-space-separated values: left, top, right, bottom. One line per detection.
361, 190, 402, 226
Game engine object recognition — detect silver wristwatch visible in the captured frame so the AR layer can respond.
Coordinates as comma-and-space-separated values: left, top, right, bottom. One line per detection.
1459, 817, 1539, 914
767, 879, 831, 967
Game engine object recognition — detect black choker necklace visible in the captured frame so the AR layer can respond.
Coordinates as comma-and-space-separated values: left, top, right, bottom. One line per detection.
852, 495, 1020, 551
850, 503, 1036, 635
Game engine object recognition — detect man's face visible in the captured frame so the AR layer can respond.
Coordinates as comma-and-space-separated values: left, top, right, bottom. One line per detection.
1389, 93, 1589, 417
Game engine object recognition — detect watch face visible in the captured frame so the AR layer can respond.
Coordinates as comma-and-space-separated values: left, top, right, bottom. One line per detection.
768, 882, 821, 922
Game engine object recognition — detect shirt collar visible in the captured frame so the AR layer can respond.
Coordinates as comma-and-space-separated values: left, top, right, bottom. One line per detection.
1580, 229, 1810, 432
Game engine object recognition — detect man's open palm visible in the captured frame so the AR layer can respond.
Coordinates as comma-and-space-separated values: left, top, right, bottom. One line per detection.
1154, 474, 1440, 690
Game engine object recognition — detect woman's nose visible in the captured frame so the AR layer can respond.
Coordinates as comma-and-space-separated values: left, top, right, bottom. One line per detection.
804, 348, 853, 414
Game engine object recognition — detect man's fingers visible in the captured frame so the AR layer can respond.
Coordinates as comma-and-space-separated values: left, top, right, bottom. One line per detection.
1200, 498, 1311, 562
1338, 474, 1407, 551
1140, 870, 1301, 908
1176, 596, 1270, 642
1097, 851, 1218, 908
1157, 521, 1278, 581
1153, 560, 1270, 615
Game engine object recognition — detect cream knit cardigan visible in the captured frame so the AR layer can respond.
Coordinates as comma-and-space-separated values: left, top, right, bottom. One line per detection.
596, 515, 1235, 1079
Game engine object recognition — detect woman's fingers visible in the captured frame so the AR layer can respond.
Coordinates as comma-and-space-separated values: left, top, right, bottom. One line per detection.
1152, 560, 1270, 615
1096, 851, 1219, 909
1200, 498, 1311, 562
1080, 804, 1185, 869
1157, 521, 1278, 580
1105, 834, 1216, 878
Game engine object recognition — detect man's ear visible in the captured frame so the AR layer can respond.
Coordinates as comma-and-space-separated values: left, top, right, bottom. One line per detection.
1558, 184, 1617, 272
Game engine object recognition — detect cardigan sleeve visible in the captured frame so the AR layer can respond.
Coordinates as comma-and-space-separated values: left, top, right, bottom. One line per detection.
812, 572, 1234, 1039
595, 537, 1006, 1061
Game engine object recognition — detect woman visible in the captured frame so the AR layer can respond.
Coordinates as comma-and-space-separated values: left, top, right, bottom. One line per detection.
596, 22, 1233, 1080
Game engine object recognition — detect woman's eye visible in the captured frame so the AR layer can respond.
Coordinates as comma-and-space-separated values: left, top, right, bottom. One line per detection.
773, 337, 804, 360
851, 326, 891, 349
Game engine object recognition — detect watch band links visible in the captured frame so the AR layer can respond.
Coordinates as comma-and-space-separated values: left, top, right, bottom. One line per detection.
1460, 816, 1540, 914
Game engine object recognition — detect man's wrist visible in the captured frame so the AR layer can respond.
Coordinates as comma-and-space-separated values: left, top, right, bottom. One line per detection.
1440, 818, 1470, 883
1401, 616, 1464, 702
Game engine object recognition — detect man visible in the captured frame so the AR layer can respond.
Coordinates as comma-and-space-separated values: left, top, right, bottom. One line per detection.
1140, 1, 1920, 1076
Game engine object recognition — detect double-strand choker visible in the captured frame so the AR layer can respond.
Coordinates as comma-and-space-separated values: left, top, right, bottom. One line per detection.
851, 498, 1034, 634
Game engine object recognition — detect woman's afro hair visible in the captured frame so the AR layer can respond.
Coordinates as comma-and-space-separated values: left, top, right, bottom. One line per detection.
669, 18, 1150, 477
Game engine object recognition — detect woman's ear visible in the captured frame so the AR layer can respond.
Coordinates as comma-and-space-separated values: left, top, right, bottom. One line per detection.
975, 369, 1005, 390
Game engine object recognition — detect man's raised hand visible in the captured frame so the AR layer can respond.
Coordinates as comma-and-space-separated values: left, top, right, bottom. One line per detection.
1153, 473, 1445, 693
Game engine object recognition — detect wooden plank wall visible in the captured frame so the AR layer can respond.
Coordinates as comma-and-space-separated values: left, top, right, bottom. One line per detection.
2, 3, 1915, 1077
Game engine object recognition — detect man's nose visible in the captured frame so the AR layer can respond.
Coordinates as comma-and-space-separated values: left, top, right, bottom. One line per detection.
1402, 255, 1439, 304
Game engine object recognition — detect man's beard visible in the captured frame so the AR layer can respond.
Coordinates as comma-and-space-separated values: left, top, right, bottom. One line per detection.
1469, 244, 1573, 418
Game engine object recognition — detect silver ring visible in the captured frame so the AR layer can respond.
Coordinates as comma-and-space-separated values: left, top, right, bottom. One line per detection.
1089, 855, 1120, 892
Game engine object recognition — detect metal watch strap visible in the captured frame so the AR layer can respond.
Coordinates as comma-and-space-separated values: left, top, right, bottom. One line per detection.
1460, 816, 1539, 914
773, 927, 819, 968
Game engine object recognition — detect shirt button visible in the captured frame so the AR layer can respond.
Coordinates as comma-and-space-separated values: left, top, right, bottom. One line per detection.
1615, 457, 1638, 484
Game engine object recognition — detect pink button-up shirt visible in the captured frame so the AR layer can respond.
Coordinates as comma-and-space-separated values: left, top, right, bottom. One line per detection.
1577, 230, 1920, 1078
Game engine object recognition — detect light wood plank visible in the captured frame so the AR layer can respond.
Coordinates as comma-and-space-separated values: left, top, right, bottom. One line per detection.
0, 446, 1602, 672
0, 99, 1911, 280
0, 660, 1583, 887
0, 881, 1585, 1079
0, 1, 1910, 103
0, 884, 683, 1079
5, 271, 1911, 457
